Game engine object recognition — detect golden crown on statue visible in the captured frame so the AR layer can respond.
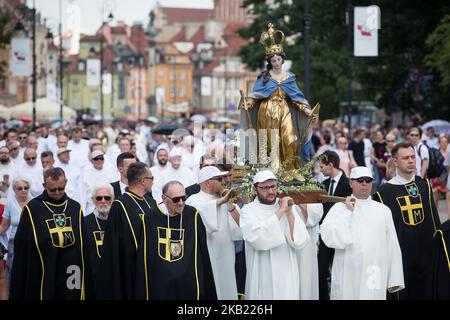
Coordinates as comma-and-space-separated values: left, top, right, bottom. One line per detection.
259, 23, 285, 57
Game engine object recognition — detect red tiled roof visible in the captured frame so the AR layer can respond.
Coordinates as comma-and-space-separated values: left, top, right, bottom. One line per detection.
171, 26, 187, 42
161, 7, 213, 24
189, 26, 205, 46
111, 26, 127, 35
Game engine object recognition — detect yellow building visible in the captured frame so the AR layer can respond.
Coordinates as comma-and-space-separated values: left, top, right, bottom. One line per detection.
153, 44, 193, 117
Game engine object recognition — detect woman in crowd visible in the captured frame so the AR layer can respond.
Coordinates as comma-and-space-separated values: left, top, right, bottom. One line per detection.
335, 136, 356, 177
0, 176, 32, 296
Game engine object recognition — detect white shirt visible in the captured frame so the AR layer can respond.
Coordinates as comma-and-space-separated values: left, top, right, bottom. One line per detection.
320, 197, 404, 300
329, 171, 343, 195
82, 164, 117, 215
68, 139, 90, 170
297, 204, 323, 300
415, 142, 429, 176
186, 190, 242, 300
152, 165, 196, 203
424, 136, 439, 149
56, 161, 86, 211
240, 198, 309, 300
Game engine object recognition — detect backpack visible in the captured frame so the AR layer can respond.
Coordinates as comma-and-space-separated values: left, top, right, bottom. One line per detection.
419, 142, 445, 179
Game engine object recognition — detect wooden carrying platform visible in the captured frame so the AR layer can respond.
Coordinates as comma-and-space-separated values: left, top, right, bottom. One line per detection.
279, 189, 346, 204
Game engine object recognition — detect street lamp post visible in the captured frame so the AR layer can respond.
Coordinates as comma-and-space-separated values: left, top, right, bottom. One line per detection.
31, 0, 36, 130
12, 2, 37, 129
346, 0, 353, 131
99, 1, 114, 126
58, 0, 63, 123
222, 56, 228, 117
303, 0, 310, 99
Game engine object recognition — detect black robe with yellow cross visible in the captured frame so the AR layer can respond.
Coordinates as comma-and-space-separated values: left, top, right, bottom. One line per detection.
9, 191, 93, 300
373, 176, 442, 300
96, 190, 157, 300
84, 212, 108, 296
432, 220, 450, 299
135, 204, 217, 300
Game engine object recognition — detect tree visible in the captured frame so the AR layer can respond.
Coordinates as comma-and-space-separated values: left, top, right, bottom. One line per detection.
0, 9, 13, 79
238, 0, 450, 121
426, 15, 450, 89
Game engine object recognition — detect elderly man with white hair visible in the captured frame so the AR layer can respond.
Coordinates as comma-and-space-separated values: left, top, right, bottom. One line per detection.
84, 182, 114, 293
240, 170, 309, 300
320, 166, 404, 300
186, 166, 242, 300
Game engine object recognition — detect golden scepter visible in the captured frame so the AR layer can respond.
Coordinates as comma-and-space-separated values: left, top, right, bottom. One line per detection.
300, 103, 320, 142
239, 90, 254, 129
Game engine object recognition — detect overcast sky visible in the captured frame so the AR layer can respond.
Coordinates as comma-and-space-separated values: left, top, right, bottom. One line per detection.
29, 0, 214, 34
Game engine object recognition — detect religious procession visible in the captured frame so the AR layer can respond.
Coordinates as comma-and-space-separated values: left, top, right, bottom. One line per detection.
0, 0, 449, 302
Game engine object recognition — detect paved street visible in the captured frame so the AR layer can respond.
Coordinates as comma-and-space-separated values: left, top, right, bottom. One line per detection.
438, 199, 449, 223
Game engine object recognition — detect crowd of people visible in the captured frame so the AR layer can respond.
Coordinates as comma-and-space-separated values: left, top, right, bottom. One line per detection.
0, 116, 448, 300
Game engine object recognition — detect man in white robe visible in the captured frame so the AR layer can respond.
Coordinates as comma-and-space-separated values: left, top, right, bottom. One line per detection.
320, 166, 404, 300
297, 203, 323, 300
82, 150, 117, 214
67, 127, 90, 171
19, 148, 41, 197
55, 147, 86, 211
186, 166, 242, 300
240, 170, 309, 300
150, 146, 169, 192
152, 148, 196, 203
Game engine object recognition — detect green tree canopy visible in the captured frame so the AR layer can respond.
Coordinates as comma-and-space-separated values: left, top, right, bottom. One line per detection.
238, 0, 450, 121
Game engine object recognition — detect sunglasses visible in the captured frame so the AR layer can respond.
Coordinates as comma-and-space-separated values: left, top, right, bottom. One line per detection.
165, 195, 187, 203
10, 147, 19, 151
352, 177, 374, 184
93, 157, 104, 161
48, 187, 65, 193
95, 196, 112, 201
386, 139, 395, 142
16, 186, 29, 191
409, 133, 419, 137
25, 157, 36, 161
18, 136, 27, 140
143, 176, 154, 181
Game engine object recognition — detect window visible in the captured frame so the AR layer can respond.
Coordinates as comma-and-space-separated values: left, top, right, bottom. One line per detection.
159, 69, 164, 77
179, 86, 185, 97
72, 80, 80, 91
170, 87, 176, 97
179, 71, 185, 80
170, 71, 176, 80
78, 62, 85, 72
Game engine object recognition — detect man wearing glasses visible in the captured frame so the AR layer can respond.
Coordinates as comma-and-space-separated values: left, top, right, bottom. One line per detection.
85, 183, 114, 295
407, 127, 429, 179
321, 166, 404, 300
186, 166, 242, 300
10, 167, 93, 300
240, 170, 309, 300
83, 150, 117, 215
98, 162, 156, 299
135, 180, 217, 300
20, 148, 42, 197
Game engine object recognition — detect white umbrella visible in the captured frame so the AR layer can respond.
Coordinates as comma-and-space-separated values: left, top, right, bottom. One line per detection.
9, 97, 76, 121
190, 114, 208, 122
0, 104, 11, 119
421, 120, 450, 135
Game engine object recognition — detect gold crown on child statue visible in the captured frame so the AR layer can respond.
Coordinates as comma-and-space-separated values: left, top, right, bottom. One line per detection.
259, 23, 285, 57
